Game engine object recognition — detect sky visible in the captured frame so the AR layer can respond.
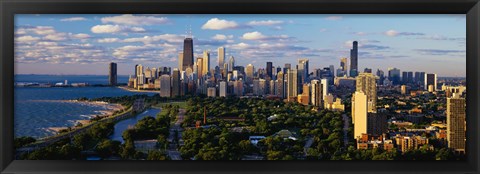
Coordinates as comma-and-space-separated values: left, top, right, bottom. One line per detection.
14, 14, 466, 77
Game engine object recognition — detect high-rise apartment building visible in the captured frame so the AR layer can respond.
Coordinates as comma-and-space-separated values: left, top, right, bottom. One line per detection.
447, 93, 466, 153
287, 69, 298, 102
203, 51, 210, 76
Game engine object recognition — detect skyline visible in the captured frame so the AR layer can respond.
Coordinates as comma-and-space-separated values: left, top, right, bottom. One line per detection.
15, 14, 466, 77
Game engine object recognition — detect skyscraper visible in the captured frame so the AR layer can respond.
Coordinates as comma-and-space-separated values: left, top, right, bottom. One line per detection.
355, 73, 377, 113
219, 81, 227, 97
246, 64, 254, 83
203, 50, 210, 76
218, 47, 225, 67
109, 62, 117, 86
424, 73, 437, 91
311, 80, 323, 108
388, 68, 401, 85
350, 41, 358, 77
447, 93, 466, 153
172, 68, 181, 97
266, 62, 273, 79
196, 58, 203, 79
182, 37, 194, 71
353, 91, 367, 139
178, 53, 183, 70
337, 57, 348, 77
228, 56, 235, 72
321, 78, 328, 99
287, 69, 298, 102
160, 74, 171, 97
276, 71, 285, 98
297, 59, 309, 90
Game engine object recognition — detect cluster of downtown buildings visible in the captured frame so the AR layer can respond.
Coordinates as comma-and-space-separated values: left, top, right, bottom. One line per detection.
107, 36, 466, 154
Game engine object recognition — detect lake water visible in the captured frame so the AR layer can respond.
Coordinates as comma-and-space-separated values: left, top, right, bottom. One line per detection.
14, 75, 157, 138
109, 109, 161, 143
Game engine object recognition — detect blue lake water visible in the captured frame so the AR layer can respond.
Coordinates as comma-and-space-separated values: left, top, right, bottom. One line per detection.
15, 74, 130, 85
14, 75, 157, 138
110, 109, 161, 143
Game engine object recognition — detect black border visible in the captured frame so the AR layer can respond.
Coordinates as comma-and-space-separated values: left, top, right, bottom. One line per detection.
1, 0, 479, 173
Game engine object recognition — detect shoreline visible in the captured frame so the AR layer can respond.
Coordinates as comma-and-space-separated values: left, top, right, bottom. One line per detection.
117, 86, 160, 93
41, 100, 125, 135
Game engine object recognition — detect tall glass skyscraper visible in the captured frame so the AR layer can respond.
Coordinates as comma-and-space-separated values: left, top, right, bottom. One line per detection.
182, 37, 194, 71
350, 41, 358, 77
109, 62, 117, 86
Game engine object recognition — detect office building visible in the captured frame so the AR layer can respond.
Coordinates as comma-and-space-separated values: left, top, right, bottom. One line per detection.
228, 56, 235, 72
311, 80, 323, 108
388, 68, 401, 85
424, 73, 437, 91
350, 41, 358, 77
178, 53, 183, 70
246, 64, 255, 83
207, 87, 216, 97
266, 62, 273, 79
109, 62, 117, 86
203, 51, 210, 76
160, 74, 171, 97
276, 71, 285, 98
172, 68, 181, 97
182, 37, 194, 71
287, 69, 298, 102
219, 81, 227, 97
218, 47, 225, 67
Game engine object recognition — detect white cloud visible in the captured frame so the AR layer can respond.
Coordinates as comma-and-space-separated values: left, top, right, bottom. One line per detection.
242, 31, 266, 40
71, 33, 91, 39
325, 16, 343, 21
241, 31, 290, 41
384, 29, 425, 37
97, 38, 120, 43
91, 25, 146, 34
212, 34, 233, 40
122, 34, 184, 44
16, 35, 41, 42
43, 33, 68, 41
230, 42, 251, 49
101, 14, 169, 26
247, 20, 284, 26
60, 17, 87, 22
385, 30, 399, 37
25, 26, 56, 35
320, 28, 328, 32
201, 18, 239, 30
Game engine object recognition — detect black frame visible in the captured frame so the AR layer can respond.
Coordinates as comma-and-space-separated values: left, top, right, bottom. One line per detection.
1, 0, 479, 173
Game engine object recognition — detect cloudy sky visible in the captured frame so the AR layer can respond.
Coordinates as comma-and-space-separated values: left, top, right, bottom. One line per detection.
15, 14, 466, 77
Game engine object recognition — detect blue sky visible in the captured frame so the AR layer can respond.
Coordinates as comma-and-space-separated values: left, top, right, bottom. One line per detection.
14, 14, 466, 77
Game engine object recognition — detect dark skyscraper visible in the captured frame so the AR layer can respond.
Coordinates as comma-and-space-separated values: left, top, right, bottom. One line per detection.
134, 64, 138, 77
266, 62, 273, 79
402, 71, 408, 84
350, 41, 358, 77
182, 37, 194, 71
172, 68, 181, 97
407, 71, 414, 84
109, 62, 117, 86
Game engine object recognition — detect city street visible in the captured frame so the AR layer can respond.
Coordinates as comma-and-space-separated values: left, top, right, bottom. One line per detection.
167, 109, 185, 160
